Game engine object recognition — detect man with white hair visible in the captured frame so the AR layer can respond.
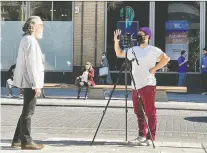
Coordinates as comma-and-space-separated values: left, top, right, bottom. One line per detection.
11, 16, 45, 150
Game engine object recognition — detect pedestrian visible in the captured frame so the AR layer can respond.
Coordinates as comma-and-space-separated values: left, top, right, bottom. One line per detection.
11, 16, 45, 150
201, 47, 207, 95
113, 27, 170, 146
177, 50, 188, 86
99, 52, 113, 85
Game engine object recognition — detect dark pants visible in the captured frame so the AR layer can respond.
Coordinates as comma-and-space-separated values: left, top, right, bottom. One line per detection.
99, 76, 107, 84
132, 86, 157, 141
12, 88, 37, 144
77, 82, 91, 98
178, 72, 187, 86
202, 73, 207, 92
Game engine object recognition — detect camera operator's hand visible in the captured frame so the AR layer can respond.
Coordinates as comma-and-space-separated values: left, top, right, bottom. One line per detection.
113, 29, 125, 57
114, 29, 121, 42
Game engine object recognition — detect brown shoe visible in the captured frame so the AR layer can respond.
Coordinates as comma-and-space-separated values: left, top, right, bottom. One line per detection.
21, 141, 45, 150
11, 142, 21, 148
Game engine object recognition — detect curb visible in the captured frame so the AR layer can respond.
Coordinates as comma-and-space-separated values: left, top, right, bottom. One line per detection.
1, 98, 207, 111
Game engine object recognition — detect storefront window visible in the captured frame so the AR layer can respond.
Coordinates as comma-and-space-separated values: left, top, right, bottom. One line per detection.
1, 1, 25, 21
107, 1, 149, 71
31, 2, 52, 21
1, 1, 25, 70
206, 2, 207, 46
30, 2, 73, 71
31, 1, 72, 21
53, 1, 72, 21
155, 2, 200, 72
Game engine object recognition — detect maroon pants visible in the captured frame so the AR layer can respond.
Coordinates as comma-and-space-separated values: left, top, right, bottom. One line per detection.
132, 85, 157, 140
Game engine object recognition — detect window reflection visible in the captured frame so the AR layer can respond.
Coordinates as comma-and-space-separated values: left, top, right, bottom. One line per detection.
107, 1, 149, 71
31, 2, 52, 21
155, 2, 200, 72
53, 1, 72, 21
206, 2, 207, 46
30, 1, 72, 21
1, 1, 25, 21
30, 1, 73, 71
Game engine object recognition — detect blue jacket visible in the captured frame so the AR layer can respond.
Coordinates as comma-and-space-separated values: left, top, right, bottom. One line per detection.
201, 55, 207, 73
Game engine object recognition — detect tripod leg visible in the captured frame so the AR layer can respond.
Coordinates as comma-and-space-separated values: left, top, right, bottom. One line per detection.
124, 63, 128, 141
126, 62, 156, 149
90, 63, 126, 146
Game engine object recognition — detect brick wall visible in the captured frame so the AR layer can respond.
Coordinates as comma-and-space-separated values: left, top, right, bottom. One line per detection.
73, 1, 82, 66
73, 1, 105, 67
96, 1, 105, 67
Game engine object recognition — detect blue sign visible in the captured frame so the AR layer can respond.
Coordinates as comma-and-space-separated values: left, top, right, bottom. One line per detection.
165, 20, 189, 32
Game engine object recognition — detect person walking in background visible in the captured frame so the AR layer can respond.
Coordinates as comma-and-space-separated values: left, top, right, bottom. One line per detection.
6, 64, 23, 98
201, 47, 207, 95
177, 50, 188, 86
11, 16, 45, 150
99, 53, 108, 84
99, 52, 113, 85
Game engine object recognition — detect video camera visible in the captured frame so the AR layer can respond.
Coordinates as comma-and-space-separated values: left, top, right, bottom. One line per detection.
119, 32, 137, 49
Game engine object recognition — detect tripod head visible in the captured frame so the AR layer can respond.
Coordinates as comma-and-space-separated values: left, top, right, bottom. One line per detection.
120, 32, 136, 49
120, 33, 139, 65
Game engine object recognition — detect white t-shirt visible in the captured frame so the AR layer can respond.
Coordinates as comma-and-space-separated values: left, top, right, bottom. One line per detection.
81, 71, 88, 82
127, 45, 163, 90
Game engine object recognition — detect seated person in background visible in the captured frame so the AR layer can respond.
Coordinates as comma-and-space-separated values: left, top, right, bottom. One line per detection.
76, 62, 96, 100
6, 64, 23, 98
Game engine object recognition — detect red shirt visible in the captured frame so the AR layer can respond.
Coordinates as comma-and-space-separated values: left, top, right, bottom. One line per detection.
88, 68, 96, 86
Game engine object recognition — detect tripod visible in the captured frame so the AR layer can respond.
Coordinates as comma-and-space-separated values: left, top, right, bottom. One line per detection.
90, 50, 155, 148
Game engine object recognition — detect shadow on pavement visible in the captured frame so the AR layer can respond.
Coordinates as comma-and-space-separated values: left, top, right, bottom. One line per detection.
184, 116, 207, 123
0, 139, 204, 150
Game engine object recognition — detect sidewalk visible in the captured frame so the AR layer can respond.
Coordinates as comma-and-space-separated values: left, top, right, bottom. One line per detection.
1, 98, 207, 110
1, 87, 207, 110
1, 98, 207, 153
1, 137, 207, 153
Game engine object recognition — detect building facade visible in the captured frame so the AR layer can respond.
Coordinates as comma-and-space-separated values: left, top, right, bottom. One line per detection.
1, 1, 206, 93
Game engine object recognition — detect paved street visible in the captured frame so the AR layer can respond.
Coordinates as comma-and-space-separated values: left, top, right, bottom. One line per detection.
1, 105, 207, 153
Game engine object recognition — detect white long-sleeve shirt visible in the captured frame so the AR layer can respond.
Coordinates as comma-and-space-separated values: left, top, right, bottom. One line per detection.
13, 35, 45, 89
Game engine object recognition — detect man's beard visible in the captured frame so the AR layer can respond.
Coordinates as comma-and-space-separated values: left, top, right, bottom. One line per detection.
37, 32, 43, 39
